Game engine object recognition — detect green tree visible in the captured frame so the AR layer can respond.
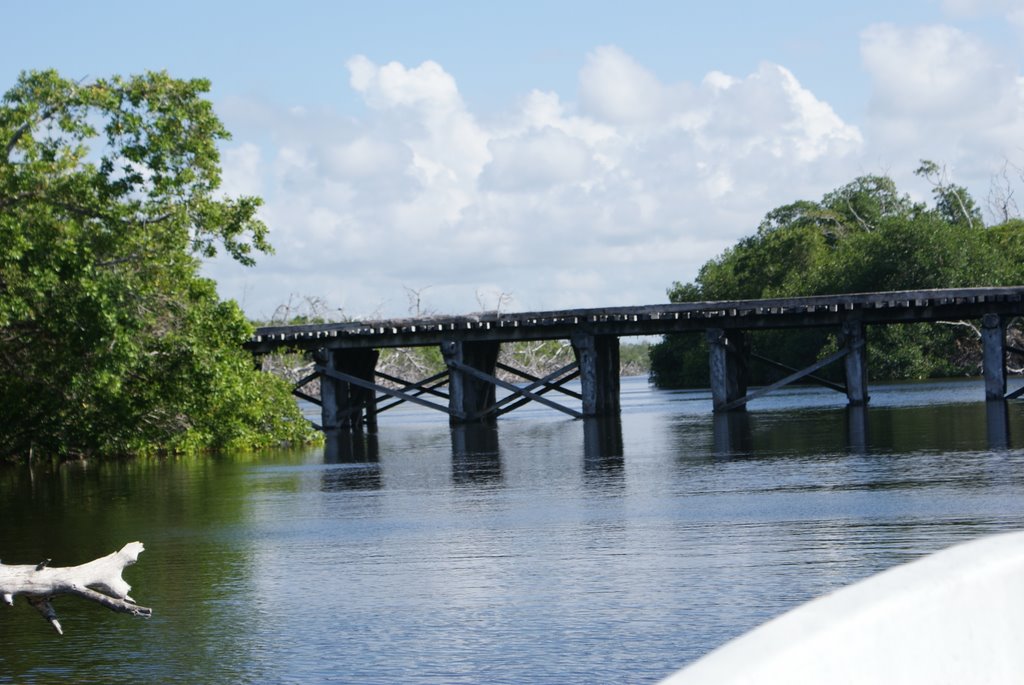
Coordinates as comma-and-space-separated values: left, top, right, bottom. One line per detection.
652, 168, 1020, 388
0, 70, 317, 458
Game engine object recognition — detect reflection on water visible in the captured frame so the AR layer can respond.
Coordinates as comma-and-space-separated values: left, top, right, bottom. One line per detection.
451, 424, 502, 485
2, 377, 1024, 684
583, 416, 624, 475
986, 400, 1010, 450
323, 429, 381, 491
324, 428, 381, 464
708, 401, 953, 458
846, 404, 869, 453
712, 411, 753, 456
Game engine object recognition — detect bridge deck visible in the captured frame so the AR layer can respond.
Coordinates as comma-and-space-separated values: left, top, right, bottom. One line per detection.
246, 287, 1024, 353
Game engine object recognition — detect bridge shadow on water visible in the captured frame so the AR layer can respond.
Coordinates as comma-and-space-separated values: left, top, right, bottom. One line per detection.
451, 423, 502, 485
712, 406, 875, 457
319, 393, 1017, 492
583, 416, 625, 475
986, 400, 1011, 450
708, 398, 1016, 459
318, 414, 629, 492
321, 429, 382, 491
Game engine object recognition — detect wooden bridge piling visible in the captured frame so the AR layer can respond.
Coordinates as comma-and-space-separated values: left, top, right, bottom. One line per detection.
316, 348, 379, 430
842, 320, 869, 406
572, 333, 621, 417
707, 328, 749, 411
442, 340, 501, 423
982, 313, 1007, 401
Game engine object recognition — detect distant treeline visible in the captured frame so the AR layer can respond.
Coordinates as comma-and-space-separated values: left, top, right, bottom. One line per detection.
649, 164, 1024, 388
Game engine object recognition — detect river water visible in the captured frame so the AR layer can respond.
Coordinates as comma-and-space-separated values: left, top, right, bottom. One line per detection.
3, 377, 1024, 684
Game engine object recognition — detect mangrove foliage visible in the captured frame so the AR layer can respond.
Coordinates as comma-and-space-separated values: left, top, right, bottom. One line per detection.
650, 168, 1024, 387
0, 70, 318, 459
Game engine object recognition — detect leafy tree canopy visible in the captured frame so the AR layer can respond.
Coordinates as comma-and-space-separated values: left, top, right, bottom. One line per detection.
653, 165, 1024, 388
0, 70, 317, 459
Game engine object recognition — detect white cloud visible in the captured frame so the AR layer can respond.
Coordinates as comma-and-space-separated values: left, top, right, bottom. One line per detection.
211, 49, 872, 320
220, 142, 263, 197
861, 23, 1008, 116
859, 22, 1024, 186
321, 137, 410, 180
347, 55, 461, 112
578, 45, 676, 124
481, 127, 596, 192
695, 63, 862, 162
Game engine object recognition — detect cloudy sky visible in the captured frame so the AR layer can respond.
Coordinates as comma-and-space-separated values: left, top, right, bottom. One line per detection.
5, 1, 1024, 320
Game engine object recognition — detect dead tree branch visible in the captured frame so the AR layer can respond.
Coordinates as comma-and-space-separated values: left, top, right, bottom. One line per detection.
0, 541, 151, 635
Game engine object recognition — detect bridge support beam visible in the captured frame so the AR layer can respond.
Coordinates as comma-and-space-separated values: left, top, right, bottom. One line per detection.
982, 313, 1007, 401
442, 340, 501, 423
842, 320, 869, 406
317, 348, 380, 430
708, 328, 749, 412
572, 334, 620, 417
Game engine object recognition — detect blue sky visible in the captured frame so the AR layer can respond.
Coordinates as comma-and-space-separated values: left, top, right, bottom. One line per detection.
5, 1, 1024, 318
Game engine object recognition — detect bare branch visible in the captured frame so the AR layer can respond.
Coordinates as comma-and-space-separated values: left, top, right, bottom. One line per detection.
404, 285, 434, 317
916, 159, 975, 228
936, 320, 981, 337
845, 197, 872, 232
986, 160, 1020, 224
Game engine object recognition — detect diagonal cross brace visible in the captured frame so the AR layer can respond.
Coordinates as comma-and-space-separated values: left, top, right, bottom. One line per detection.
495, 362, 585, 401
446, 359, 584, 419
315, 364, 459, 418
374, 371, 451, 413
715, 341, 862, 413
749, 352, 847, 394
494, 370, 581, 417
491, 361, 582, 409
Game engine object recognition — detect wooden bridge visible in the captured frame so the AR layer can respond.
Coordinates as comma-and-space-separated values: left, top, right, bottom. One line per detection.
245, 287, 1024, 431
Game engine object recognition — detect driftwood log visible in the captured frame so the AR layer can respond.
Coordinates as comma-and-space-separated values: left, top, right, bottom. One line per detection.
0, 541, 152, 634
